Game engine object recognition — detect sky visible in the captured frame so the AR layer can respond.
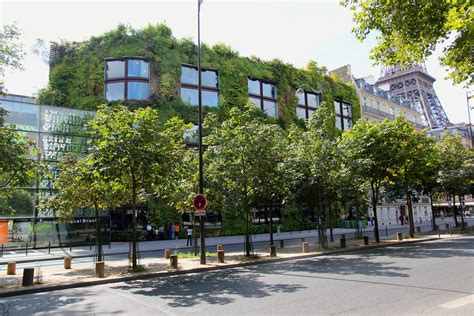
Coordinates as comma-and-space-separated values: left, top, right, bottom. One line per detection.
1, 0, 470, 124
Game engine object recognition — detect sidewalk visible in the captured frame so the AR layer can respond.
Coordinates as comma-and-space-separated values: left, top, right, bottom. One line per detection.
1, 229, 466, 297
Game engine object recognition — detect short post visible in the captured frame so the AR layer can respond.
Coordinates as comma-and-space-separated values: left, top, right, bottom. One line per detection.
445, 223, 449, 230
302, 242, 309, 253
164, 249, 171, 259
416, 226, 421, 234
69, 241, 72, 253
217, 250, 225, 263
279, 239, 284, 248
450, 228, 452, 236
22, 268, 34, 287
438, 227, 440, 237
340, 237, 346, 248
363, 236, 369, 245
270, 245, 276, 257
26, 243, 28, 256
48, 241, 51, 254
95, 261, 105, 278
64, 256, 72, 269
385, 226, 388, 237
170, 254, 178, 269
397, 232, 403, 241
217, 245, 223, 252
7, 262, 16, 275
301, 237, 305, 244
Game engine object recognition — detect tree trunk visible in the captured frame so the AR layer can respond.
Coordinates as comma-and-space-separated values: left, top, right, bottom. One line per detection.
429, 192, 436, 231
371, 183, 380, 243
131, 174, 138, 270
452, 194, 459, 227
94, 199, 103, 262
406, 191, 414, 238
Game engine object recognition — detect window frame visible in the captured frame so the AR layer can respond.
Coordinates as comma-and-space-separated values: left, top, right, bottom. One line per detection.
296, 89, 321, 120
248, 78, 278, 117
104, 57, 150, 101
334, 99, 353, 131
180, 64, 219, 107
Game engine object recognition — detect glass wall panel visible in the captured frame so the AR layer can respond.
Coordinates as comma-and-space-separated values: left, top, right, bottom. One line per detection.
296, 107, 306, 119
336, 118, 342, 130
263, 100, 277, 117
308, 93, 319, 107
127, 82, 149, 100
343, 118, 352, 129
106, 60, 125, 79
262, 83, 276, 98
181, 87, 198, 105
342, 103, 352, 116
1, 100, 40, 131
249, 97, 261, 108
181, 66, 198, 85
334, 100, 341, 114
127, 60, 149, 78
248, 79, 260, 95
106, 82, 125, 101
202, 70, 218, 88
202, 91, 219, 107
297, 91, 305, 105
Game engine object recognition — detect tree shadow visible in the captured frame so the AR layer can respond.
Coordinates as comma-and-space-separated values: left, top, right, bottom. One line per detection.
111, 268, 307, 308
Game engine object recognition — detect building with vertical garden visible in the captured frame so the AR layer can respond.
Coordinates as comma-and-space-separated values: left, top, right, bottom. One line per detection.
2, 23, 359, 244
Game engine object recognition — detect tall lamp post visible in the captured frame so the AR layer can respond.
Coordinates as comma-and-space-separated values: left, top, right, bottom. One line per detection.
197, 0, 206, 265
467, 92, 473, 148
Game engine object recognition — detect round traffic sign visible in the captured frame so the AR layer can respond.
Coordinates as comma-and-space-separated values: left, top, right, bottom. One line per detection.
193, 194, 207, 210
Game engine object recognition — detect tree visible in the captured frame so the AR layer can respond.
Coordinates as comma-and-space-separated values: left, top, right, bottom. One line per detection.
339, 119, 401, 242
0, 109, 36, 199
0, 23, 24, 91
384, 117, 439, 238
341, 0, 473, 86
285, 102, 341, 248
40, 154, 124, 262
436, 133, 472, 229
205, 106, 286, 256
88, 105, 189, 269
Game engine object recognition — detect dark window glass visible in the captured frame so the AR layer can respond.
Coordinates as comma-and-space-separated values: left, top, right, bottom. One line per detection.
106, 60, 125, 79
181, 66, 198, 85
263, 100, 277, 117
307, 93, 319, 108
343, 118, 352, 129
106, 82, 125, 101
181, 87, 198, 105
248, 79, 260, 95
342, 103, 352, 117
127, 60, 149, 78
334, 99, 352, 131
296, 107, 306, 119
202, 91, 219, 107
335, 118, 342, 130
127, 82, 149, 100
334, 100, 341, 114
262, 83, 276, 98
297, 91, 305, 105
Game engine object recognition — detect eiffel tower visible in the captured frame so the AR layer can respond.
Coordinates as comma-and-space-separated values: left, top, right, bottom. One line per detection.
375, 64, 451, 129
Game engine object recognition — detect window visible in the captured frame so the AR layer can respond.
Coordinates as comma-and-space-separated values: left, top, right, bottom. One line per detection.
296, 89, 320, 120
334, 99, 352, 131
248, 78, 278, 117
180, 64, 219, 107
104, 57, 150, 101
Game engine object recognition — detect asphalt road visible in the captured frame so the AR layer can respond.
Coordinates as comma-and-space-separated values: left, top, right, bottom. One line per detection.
1, 236, 473, 315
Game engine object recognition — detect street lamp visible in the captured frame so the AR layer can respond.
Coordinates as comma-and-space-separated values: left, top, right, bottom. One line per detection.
466, 92, 473, 148
197, 0, 206, 265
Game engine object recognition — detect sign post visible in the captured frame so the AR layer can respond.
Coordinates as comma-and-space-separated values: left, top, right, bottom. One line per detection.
194, 194, 207, 264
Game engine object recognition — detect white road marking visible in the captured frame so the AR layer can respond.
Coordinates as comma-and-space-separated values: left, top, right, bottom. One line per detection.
440, 294, 474, 309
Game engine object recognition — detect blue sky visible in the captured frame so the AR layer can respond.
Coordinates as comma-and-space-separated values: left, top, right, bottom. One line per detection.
1, 0, 470, 123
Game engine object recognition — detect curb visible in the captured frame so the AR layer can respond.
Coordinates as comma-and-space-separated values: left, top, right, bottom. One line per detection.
0, 236, 448, 298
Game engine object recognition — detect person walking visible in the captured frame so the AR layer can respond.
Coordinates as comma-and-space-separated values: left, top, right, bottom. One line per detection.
174, 223, 180, 239
186, 226, 193, 246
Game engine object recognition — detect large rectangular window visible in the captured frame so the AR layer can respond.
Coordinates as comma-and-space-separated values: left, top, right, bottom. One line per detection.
296, 89, 320, 120
104, 57, 150, 101
334, 99, 352, 131
248, 78, 278, 117
180, 64, 219, 108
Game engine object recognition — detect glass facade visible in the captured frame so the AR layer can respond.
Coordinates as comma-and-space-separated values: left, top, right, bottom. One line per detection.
180, 65, 219, 107
104, 57, 149, 101
334, 99, 353, 131
248, 78, 278, 117
296, 90, 320, 120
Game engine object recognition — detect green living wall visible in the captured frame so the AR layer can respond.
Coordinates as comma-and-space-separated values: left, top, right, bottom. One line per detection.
37, 23, 359, 127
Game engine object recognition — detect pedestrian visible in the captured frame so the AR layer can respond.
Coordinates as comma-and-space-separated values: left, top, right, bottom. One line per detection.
174, 223, 180, 239
405, 215, 408, 224
166, 223, 171, 240
186, 226, 193, 246
399, 215, 404, 225
158, 225, 164, 240
440, 210, 444, 221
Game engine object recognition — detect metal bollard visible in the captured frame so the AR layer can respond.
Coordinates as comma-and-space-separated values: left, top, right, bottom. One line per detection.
386, 226, 388, 237
48, 241, 51, 254
279, 239, 284, 248
217, 250, 225, 263
64, 256, 72, 269
340, 238, 346, 248
270, 245, 276, 257
96, 261, 105, 278
22, 268, 34, 286
438, 227, 440, 237
363, 236, 369, 245
416, 226, 421, 234
302, 242, 309, 253
164, 249, 171, 259
7, 262, 16, 275
445, 223, 449, 230
170, 254, 178, 269
217, 245, 223, 252
397, 232, 403, 241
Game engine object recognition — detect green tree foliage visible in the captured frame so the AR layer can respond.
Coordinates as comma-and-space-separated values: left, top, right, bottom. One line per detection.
37, 23, 359, 127
0, 23, 24, 91
341, 0, 473, 86
0, 109, 36, 201
87, 105, 189, 269
284, 102, 341, 248
205, 106, 286, 256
